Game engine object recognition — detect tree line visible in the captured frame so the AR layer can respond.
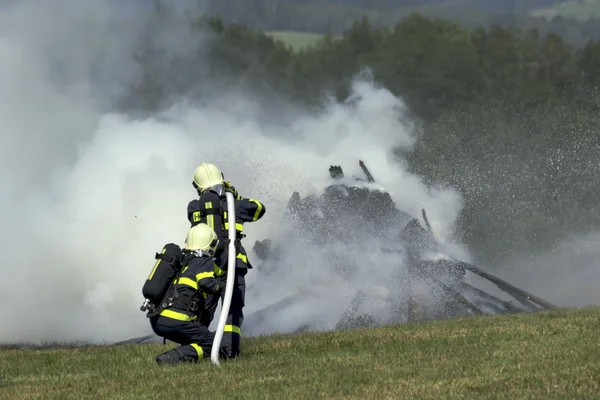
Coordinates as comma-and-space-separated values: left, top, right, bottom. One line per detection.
124, 10, 600, 267
202, 0, 600, 48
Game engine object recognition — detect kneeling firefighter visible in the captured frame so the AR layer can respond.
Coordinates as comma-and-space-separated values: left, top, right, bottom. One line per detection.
140, 223, 226, 364
187, 162, 266, 358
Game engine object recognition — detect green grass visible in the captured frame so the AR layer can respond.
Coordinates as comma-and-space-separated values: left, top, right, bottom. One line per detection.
531, 0, 600, 20
1, 307, 600, 399
266, 30, 334, 51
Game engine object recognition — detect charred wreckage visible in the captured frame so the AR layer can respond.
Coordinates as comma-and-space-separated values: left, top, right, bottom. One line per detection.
248, 160, 556, 332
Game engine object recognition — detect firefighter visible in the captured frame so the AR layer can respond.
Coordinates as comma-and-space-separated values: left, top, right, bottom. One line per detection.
187, 162, 266, 358
149, 223, 226, 365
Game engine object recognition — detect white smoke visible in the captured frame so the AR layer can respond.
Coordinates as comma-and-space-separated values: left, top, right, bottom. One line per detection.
0, 0, 468, 344
497, 231, 600, 309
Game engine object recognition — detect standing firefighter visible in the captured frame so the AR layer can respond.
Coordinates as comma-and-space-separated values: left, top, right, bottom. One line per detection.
187, 162, 266, 358
143, 223, 226, 365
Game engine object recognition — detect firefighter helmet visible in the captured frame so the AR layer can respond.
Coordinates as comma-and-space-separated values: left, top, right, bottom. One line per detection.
184, 223, 219, 256
192, 163, 224, 192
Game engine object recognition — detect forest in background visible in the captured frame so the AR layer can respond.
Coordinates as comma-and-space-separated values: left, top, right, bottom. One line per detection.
202, 0, 600, 47
120, 5, 600, 267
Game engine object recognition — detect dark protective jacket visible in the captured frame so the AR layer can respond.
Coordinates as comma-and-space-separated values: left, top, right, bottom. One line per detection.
158, 253, 223, 322
186, 188, 266, 269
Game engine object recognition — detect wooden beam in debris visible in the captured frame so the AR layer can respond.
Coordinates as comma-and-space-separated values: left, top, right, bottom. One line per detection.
455, 281, 523, 313
456, 261, 557, 310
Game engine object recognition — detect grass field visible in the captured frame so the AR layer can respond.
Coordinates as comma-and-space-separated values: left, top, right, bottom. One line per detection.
266, 30, 331, 51
531, 0, 600, 20
1, 307, 599, 399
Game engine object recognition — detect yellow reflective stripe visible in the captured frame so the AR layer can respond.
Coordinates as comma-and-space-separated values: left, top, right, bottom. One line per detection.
196, 271, 215, 281
205, 201, 213, 209
224, 222, 243, 231
159, 309, 197, 321
224, 324, 241, 335
223, 208, 243, 231
192, 211, 201, 223
214, 263, 225, 276
237, 253, 247, 263
147, 248, 166, 280
250, 199, 263, 221
176, 277, 198, 290
207, 215, 214, 230
190, 343, 204, 360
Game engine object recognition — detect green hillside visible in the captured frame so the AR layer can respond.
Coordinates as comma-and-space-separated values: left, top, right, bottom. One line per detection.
2, 307, 599, 399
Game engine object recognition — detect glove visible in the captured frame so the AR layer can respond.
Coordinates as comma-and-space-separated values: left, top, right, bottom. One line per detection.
224, 181, 240, 198
217, 237, 230, 252
215, 275, 228, 291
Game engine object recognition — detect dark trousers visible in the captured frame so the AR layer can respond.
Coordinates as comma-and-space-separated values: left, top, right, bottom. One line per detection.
201, 269, 246, 358
150, 314, 224, 364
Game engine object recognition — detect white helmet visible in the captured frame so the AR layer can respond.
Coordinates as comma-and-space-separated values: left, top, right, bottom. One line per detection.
192, 163, 224, 193
184, 223, 219, 256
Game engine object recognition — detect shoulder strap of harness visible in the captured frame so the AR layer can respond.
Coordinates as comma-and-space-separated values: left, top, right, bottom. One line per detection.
180, 251, 195, 267
219, 195, 233, 220
201, 207, 222, 216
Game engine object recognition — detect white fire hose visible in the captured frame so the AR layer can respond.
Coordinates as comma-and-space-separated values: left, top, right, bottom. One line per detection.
210, 190, 236, 365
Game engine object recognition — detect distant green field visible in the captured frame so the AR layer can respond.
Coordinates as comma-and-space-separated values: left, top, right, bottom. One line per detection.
531, 0, 600, 20
266, 30, 333, 51
2, 307, 600, 399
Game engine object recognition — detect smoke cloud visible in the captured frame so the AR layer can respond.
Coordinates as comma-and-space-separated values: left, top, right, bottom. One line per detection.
0, 0, 464, 344
5, 0, 590, 346
496, 231, 600, 309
